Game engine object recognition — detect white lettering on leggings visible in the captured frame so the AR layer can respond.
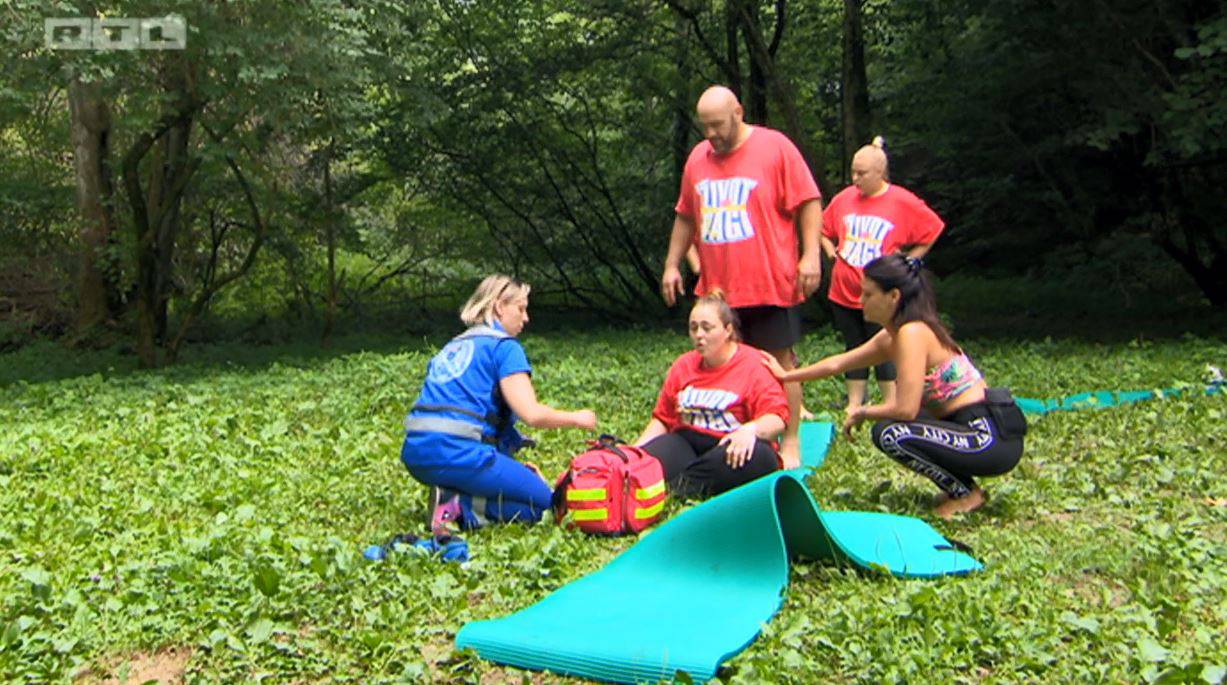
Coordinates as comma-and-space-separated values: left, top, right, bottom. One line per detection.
877, 418, 994, 497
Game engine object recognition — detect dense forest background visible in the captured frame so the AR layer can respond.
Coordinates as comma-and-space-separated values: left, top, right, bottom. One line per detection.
2, 0, 1225, 366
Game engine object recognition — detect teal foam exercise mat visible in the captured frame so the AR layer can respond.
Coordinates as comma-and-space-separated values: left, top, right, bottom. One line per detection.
456, 468, 981, 684
1017, 383, 1223, 416
798, 420, 836, 469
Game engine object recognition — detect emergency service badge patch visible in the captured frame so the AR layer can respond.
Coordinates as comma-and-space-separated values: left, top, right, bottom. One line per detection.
428, 340, 475, 383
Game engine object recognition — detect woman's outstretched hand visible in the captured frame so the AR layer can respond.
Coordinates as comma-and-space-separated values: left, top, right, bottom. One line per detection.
760, 350, 787, 380
572, 409, 598, 432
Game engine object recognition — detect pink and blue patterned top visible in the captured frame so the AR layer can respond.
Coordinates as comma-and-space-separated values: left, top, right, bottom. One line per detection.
923, 353, 983, 405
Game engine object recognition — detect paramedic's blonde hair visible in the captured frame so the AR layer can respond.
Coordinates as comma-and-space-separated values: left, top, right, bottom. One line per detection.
460, 275, 531, 327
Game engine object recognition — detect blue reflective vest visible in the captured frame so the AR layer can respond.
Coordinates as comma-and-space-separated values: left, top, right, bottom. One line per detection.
404, 324, 531, 456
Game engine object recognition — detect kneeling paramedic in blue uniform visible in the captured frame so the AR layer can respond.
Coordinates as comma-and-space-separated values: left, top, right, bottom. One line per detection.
401, 275, 598, 534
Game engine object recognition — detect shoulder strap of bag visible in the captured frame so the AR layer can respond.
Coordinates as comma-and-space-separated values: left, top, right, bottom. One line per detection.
550, 470, 572, 517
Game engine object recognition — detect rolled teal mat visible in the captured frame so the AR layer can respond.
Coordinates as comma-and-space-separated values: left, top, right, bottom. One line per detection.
1018, 383, 1223, 416
798, 420, 836, 469
456, 423, 980, 684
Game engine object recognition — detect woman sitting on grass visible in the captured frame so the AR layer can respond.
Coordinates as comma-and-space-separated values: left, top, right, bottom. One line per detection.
402, 275, 597, 534
763, 253, 1026, 518
636, 289, 790, 499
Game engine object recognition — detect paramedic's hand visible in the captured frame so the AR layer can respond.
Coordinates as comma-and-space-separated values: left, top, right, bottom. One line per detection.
571, 409, 598, 432
661, 265, 684, 307
720, 425, 757, 469
760, 350, 788, 380
842, 406, 866, 441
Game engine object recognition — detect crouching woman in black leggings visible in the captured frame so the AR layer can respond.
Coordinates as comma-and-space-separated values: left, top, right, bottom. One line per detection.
764, 253, 1026, 518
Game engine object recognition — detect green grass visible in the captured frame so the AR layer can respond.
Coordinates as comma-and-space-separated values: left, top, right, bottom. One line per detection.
1, 327, 1225, 683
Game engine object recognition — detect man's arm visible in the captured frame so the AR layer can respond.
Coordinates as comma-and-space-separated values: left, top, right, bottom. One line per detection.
795, 198, 823, 298
661, 213, 696, 306
685, 244, 701, 276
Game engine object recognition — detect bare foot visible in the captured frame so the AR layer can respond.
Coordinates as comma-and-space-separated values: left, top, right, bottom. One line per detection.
934, 487, 986, 519
779, 435, 801, 470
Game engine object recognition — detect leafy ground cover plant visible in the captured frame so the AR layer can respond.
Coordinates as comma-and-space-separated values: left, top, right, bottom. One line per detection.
1, 329, 1224, 683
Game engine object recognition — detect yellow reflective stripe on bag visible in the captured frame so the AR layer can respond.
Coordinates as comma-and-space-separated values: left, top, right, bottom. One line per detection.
635, 480, 665, 500
566, 488, 607, 502
633, 500, 665, 520
572, 508, 609, 521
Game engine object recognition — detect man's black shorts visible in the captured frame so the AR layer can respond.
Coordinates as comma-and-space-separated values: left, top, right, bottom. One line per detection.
734, 305, 802, 351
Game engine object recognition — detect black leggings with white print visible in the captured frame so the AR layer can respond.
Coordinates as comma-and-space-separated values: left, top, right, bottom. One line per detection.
871, 401, 1024, 498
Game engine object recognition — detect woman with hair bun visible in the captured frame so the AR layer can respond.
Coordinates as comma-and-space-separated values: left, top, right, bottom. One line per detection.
635, 289, 790, 499
764, 254, 1026, 518
821, 136, 946, 416
402, 275, 597, 534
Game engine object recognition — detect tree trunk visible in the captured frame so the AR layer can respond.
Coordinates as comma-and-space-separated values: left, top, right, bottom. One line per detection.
154, 121, 192, 344
739, 1, 769, 123
671, 16, 692, 187
1153, 224, 1227, 306
322, 147, 338, 346
68, 78, 118, 334
841, 0, 871, 174
1152, 173, 1227, 307
732, 1, 832, 197
121, 55, 201, 368
127, 122, 196, 368
724, 0, 742, 97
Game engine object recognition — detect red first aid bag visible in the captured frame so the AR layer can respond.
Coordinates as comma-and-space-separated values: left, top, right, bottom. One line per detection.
552, 435, 667, 535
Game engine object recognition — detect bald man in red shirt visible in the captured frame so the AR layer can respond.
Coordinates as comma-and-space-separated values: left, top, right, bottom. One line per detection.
661, 86, 823, 468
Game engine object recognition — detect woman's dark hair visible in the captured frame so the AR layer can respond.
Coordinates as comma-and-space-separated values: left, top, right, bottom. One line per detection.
863, 252, 959, 352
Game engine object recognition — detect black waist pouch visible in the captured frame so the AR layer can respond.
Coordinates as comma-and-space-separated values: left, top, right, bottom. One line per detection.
985, 387, 1027, 439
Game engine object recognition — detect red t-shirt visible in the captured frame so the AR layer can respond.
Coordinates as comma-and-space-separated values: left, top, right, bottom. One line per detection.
652, 344, 790, 440
675, 126, 821, 308
822, 184, 945, 308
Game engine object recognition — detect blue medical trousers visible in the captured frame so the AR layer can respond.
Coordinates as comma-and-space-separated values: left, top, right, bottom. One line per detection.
402, 432, 552, 528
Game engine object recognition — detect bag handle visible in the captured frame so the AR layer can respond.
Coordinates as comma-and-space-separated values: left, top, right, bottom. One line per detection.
594, 433, 630, 463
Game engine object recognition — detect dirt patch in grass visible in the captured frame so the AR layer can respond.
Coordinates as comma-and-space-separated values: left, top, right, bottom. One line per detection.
1013, 509, 1082, 531
419, 635, 463, 681
1065, 573, 1131, 609
76, 647, 192, 684
478, 667, 552, 684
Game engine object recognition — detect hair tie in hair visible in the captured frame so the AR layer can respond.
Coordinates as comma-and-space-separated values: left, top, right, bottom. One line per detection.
904, 256, 924, 275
